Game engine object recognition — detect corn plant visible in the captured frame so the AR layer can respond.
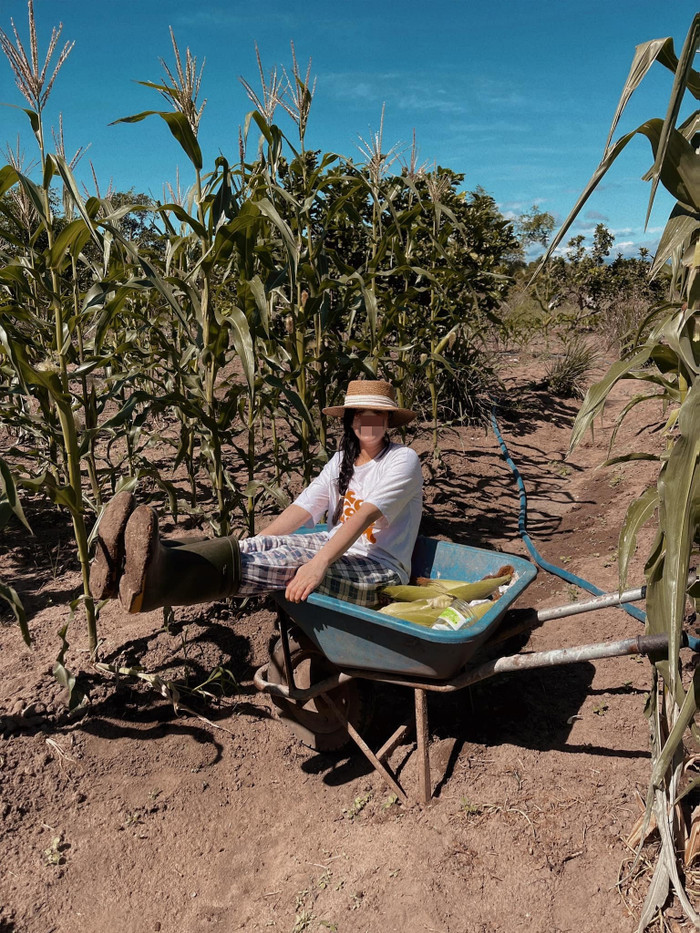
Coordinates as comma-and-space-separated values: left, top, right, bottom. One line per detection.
0, 457, 31, 645
0, 4, 102, 648
0, 4, 167, 652
541, 16, 700, 928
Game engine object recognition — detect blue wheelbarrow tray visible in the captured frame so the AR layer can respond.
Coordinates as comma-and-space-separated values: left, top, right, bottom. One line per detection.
272, 527, 537, 681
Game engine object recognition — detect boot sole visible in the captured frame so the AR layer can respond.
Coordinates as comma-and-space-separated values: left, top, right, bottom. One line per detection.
119, 506, 158, 614
89, 492, 135, 599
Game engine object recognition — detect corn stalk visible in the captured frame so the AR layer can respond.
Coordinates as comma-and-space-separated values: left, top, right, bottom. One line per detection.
541, 16, 700, 928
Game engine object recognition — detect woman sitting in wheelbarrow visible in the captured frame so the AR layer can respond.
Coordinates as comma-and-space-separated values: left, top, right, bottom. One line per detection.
90, 380, 423, 614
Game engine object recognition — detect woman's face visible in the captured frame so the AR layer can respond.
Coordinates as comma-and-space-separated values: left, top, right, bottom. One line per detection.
352, 409, 389, 446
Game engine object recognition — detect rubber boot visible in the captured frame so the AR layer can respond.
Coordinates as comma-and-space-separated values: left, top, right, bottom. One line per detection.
89, 491, 136, 599
119, 506, 241, 614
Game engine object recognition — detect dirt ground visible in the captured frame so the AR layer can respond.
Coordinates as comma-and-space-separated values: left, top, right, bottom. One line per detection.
1, 349, 694, 933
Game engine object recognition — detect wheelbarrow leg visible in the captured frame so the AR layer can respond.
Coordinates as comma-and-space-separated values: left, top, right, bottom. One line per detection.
415, 689, 431, 805
321, 691, 408, 803
277, 609, 296, 692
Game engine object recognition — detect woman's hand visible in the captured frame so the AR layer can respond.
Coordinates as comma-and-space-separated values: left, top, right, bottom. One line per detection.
285, 555, 329, 603
284, 501, 382, 602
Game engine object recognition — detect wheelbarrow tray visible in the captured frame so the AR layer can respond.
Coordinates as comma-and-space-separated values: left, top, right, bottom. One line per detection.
272, 528, 537, 680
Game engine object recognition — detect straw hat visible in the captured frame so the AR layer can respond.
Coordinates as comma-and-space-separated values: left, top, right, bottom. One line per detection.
323, 380, 416, 427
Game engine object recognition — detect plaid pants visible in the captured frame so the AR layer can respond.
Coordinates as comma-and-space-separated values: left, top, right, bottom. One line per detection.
237, 531, 401, 608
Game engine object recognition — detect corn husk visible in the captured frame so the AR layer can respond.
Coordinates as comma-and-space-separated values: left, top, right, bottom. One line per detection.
378, 595, 453, 626
378, 595, 494, 628
381, 571, 513, 604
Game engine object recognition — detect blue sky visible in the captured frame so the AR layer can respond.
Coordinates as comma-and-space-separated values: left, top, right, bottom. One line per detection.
1, 0, 698, 258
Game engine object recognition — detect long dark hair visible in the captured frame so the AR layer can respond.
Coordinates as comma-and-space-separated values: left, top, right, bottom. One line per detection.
331, 410, 390, 525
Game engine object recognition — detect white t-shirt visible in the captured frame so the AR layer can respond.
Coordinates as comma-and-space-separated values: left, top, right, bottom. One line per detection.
293, 443, 423, 582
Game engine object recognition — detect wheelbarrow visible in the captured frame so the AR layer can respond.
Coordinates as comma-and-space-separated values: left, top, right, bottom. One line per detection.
254, 527, 682, 805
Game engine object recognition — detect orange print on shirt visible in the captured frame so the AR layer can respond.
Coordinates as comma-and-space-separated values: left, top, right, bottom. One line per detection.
340, 489, 376, 543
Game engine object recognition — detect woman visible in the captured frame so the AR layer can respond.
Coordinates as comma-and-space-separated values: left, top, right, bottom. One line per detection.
90, 379, 423, 613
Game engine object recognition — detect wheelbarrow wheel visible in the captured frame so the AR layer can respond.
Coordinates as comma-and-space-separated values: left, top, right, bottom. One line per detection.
267, 628, 372, 752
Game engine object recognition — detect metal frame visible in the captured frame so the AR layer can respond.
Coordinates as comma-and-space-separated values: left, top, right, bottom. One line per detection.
254, 614, 674, 805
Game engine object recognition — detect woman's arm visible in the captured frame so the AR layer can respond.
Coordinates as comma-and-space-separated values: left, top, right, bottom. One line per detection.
285, 500, 382, 603
260, 504, 313, 537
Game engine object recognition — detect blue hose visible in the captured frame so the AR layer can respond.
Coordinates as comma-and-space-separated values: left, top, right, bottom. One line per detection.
489, 408, 649, 621
490, 409, 700, 652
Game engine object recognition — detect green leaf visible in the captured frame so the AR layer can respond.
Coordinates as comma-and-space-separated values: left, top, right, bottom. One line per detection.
651, 203, 700, 278
0, 459, 32, 533
220, 305, 255, 392
569, 346, 653, 451
111, 110, 202, 171
0, 164, 19, 198
22, 107, 40, 135
255, 198, 299, 265
242, 479, 290, 511
639, 123, 700, 212
646, 380, 700, 682
642, 14, 700, 221
651, 663, 700, 790
618, 485, 658, 591
537, 116, 700, 273
19, 472, 80, 519
158, 202, 206, 237
52, 156, 103, 250
0, 581, 31, 646
245, 275, 270, 336
263, 374, 314, 428
53, 623, 87, 712
48, 218, 93, 270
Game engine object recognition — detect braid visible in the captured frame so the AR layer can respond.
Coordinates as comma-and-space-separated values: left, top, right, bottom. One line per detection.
331, 411, 392, 526
332, 411, 359, 525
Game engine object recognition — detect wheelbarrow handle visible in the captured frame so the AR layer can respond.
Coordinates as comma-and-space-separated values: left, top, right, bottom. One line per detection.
535, 572, 698, 624
458, 632, 682, 688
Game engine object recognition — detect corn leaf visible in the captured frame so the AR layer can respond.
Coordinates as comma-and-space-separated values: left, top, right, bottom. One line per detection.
604, 37, 678, 152
255, 197, 299, 264
0, 581, 30, 647
111, 110, 203, 171
652, 383, 700, 662
158, 202, 207, 238
618, 485, 658, 591
48, 217, 93, 270
19, 472, 80, 519
221, 304, 255, 392
0, 458, 32, 534
643, 14, 700, 224
52, 156, 102, 250
650, 202, 700, 278
569, 347, 653, 451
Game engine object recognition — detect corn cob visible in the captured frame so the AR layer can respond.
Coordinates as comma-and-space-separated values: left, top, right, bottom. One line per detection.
381, 570, 513, 605
378, 595, 494, 627
378, 594, 453, 626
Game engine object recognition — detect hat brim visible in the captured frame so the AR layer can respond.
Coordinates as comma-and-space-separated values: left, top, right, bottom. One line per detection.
322, 403, 417, 427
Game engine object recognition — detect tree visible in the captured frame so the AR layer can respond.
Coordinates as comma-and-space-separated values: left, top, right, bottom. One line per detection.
514, 203, 555, 251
